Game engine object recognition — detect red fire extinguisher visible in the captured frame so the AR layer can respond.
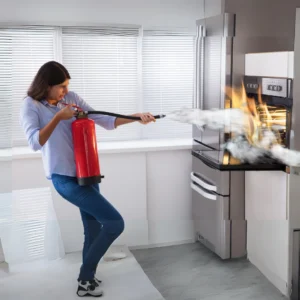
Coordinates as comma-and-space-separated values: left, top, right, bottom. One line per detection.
72, 112, 103, 186
60, 102, 166, 186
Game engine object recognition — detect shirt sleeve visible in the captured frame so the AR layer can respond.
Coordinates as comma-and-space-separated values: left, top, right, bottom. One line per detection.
19, 98, 42, 151
70, 92, 116, 130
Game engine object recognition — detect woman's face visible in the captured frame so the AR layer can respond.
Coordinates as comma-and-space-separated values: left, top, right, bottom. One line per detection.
47, 79, 69, 102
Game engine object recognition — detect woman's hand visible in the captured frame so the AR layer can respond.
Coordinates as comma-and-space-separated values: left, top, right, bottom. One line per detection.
56, 104, 77, 121
133, 112, 156, 124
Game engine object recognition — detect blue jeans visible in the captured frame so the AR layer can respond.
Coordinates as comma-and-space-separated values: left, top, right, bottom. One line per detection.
51, 173, 125, 281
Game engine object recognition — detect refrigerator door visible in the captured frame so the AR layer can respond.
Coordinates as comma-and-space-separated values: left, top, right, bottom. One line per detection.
191, 181, 230, 259
194, 13, 236, 148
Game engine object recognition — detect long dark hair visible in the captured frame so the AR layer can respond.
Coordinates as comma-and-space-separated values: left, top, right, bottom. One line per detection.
27, 61, 71, 101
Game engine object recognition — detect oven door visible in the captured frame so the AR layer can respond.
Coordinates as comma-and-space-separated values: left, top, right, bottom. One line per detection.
191, 178, 230, 259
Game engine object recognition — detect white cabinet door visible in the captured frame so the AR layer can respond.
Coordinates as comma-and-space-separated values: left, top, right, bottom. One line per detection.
245, 171, 288, 221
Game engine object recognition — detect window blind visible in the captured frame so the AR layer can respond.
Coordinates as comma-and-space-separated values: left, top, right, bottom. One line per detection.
0, 26, 58, 147
141, 30, 195, 139
0, 33, 12, 149
62, 27, 141, 142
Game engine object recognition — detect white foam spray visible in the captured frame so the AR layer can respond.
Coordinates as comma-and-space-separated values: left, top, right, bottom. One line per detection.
166, 107, 300, 167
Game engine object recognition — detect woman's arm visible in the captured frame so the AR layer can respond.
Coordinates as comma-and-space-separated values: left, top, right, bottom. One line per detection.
38, 114, 61, 146
69, 92, 155, 129
38, 105, 77, 146
114, 113, 156, 128
20, 100, 77, 151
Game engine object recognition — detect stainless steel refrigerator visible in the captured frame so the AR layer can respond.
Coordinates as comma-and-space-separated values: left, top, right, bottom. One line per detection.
191, 12, 247, 260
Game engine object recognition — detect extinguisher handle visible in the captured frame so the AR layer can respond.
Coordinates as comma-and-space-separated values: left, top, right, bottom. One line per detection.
58, 101, 83, 111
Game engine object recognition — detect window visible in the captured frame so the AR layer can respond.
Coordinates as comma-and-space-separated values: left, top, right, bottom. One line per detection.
0, 25, 195, 149
62, 26, 141, 142
0, 33, 12, 149
142, 30, 195, 139
0, 26, 59, 148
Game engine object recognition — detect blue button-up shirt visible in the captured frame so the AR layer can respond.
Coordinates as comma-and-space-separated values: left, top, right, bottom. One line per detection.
20, 91, 116, 180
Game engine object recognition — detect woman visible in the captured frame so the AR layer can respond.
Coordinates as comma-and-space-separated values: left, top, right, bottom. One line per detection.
20, 61, 156, 297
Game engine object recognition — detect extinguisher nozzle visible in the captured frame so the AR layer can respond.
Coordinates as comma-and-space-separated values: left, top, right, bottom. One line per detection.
154, 114, 166, 119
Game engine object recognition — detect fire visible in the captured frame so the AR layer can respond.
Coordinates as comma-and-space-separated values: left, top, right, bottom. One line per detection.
225, 83, 286, 149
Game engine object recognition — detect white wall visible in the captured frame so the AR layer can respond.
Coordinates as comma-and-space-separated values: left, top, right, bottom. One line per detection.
0, 0, 204, 29
203, 0, 224, 18
225, 0, 299, 41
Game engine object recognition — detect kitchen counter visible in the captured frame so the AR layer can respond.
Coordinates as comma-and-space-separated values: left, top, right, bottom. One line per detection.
0, 138, 193, 161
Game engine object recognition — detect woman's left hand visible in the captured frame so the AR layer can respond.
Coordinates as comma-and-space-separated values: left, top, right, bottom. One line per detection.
133, 112, 156, 124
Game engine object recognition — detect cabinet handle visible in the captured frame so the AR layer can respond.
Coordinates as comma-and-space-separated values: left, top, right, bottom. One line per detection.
191, 183, 217, 201
191, 172, 217, 192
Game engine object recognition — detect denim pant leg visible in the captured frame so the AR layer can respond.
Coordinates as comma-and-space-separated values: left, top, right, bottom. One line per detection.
52, 174, 125, 281
79, 183, 102, 276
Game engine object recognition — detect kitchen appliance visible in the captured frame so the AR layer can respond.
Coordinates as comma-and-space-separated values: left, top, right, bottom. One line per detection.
191, 146, 246, 259
191, 12, 247, 259
191, 11, 295, 260
193, 75, 294, 171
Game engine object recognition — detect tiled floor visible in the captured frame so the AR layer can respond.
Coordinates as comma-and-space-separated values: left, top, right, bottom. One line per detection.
132, 242, 287, 300
0, 247, 164, 300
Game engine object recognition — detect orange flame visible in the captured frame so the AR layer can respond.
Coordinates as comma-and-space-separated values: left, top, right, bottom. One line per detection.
225, 83, 286, 148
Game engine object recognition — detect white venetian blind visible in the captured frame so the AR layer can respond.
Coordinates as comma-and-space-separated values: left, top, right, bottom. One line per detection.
1, 26, 58, 147
142, 30, 195, 139
0, 33, 12, 149
62, 27, 140, 142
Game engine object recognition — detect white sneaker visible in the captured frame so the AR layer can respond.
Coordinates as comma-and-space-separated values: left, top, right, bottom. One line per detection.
77, 279, 103, 297
94, 277, 102, 286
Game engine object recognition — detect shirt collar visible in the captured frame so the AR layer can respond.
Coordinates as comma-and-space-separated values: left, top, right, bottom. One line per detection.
41, 99, 61, 108
41, 99, 49, 106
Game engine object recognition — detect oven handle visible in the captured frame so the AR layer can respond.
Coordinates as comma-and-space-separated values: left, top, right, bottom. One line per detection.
190, 172, 217, 192
191, 183, 217, 201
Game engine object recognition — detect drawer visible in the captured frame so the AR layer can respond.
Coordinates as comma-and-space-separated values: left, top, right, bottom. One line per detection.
192, 156, 230, 195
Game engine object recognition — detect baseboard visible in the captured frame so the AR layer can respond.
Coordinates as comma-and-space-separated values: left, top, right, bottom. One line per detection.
248, 254, 289, 297
128, 239, 196, 250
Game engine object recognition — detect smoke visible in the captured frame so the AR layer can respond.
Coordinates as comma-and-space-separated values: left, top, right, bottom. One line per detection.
166, 107, 246, 134
223, 136, 271, 164
166, 107, 300, 167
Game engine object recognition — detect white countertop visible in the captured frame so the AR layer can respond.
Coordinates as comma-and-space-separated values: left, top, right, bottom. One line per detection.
0, 138, 193, 161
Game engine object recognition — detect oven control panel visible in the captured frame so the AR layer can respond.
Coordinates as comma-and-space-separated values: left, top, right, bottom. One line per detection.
262, 78, 287, 97
244, 76, 293, 98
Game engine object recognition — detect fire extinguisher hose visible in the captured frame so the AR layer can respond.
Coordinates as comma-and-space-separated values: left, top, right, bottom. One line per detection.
86, 111, 166, 120
59, 102, 166, 120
